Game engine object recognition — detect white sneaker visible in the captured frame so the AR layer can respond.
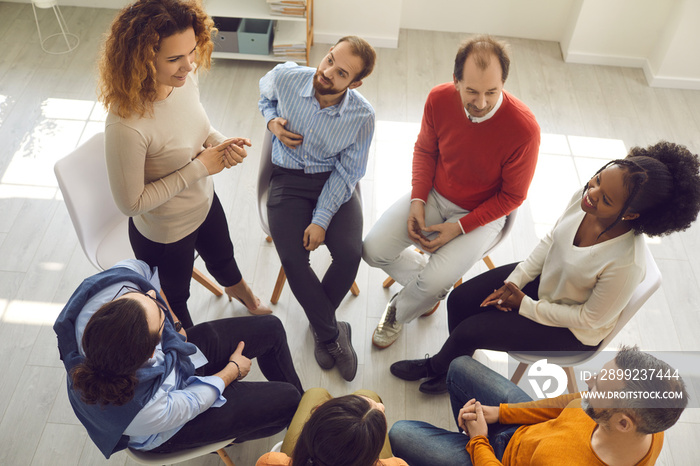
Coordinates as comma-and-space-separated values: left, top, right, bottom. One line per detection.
372, 294, 403, 349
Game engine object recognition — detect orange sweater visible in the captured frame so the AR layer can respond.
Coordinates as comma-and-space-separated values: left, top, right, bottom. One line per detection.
466, 394, 663, 465
411, 84, 540, 234
256, 452, 408, 466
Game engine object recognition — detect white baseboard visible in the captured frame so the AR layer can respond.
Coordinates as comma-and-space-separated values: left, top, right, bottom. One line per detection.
313, 32, 398, 49
563, 48, 700, 90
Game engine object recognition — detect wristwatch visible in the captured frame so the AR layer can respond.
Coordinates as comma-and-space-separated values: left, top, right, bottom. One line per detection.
174, 321, 182, 332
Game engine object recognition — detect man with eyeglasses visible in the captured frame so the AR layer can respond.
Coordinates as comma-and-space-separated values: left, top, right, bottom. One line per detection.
54, 259, 303, 459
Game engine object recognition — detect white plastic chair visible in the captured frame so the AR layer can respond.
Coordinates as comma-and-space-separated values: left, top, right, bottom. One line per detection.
381, 204, 518, 289
126, 437, 236, 465
256, 129, 360, 304
509, 243, 662, 393
54, 132, 223, 297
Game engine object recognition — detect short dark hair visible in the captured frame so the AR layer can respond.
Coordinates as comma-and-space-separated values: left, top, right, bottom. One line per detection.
588, 141, 700, 238
454, 34, 510, 82
614, 346, 688, 434
290, 394, 387, 466
335, 36, 377, 82
71, 297, 160, 406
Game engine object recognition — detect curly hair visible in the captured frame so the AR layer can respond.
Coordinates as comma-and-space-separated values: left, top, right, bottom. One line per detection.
588, 141, 700, 238
290, 395, 386, 466
71, 298, 160, 406
98, 0, 216, 119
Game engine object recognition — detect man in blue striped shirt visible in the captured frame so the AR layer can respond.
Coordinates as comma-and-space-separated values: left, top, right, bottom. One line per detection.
258, 36, 376, 382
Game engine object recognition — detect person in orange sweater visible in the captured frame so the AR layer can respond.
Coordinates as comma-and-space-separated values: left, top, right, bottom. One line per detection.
363, 34, 540, 352
257, 388, 408, 466
389, 347, 687, 465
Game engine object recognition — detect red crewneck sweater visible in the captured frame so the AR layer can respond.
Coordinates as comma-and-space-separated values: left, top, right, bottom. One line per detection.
411, 83, 540, 233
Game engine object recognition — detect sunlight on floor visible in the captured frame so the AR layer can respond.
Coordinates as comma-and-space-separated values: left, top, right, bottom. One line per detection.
0, 97, 106, 192
2, 299, 64, 326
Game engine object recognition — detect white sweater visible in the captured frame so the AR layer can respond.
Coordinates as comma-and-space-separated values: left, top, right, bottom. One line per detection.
507, 191, 646, 346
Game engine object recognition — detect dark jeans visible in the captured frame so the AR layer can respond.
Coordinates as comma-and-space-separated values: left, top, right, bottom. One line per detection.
430, 263, 597, 374
267, 166, 363, 341
150, 315, 303, 453
129, 193, 243, 329
389, 356, 533, 466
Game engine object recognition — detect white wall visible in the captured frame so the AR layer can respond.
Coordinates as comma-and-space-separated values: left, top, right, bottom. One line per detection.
645, 0, 700, 89
562, 0, 674, 67
313, 0, 402, 48
400, 0, 575, 42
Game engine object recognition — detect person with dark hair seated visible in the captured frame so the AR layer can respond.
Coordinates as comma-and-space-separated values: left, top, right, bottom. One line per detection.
54, 260, 303, 459
257, 388, 408, 466
391, 141, 700, 394
390, 347, 688, 465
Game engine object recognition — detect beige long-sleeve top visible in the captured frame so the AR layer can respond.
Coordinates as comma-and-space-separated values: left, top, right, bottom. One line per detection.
105, 73, 225, 243
506, 191, 646, 346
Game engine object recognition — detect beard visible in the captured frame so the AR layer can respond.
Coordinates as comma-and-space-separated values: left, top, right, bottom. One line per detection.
582, 398, 614, 426
313, 71, 344, 95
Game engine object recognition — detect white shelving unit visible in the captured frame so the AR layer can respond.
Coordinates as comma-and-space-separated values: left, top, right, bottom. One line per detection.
206, 0, 313, 65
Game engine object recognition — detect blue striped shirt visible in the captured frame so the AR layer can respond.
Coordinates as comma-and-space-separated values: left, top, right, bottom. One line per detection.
259, 62, 375, 229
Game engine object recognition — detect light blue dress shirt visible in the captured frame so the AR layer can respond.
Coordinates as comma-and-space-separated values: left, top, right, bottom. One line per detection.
75, 259, 226, 451
259, 62, 375, 230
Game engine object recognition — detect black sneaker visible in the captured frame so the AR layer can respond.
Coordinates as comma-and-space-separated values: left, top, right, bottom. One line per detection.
311, 325, 335, 370
390, 355, 433, 381
419, 374, 448, 395
326, 322, 357, 381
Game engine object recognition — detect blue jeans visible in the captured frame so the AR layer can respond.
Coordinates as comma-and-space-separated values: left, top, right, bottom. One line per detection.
389, 356, 532, 466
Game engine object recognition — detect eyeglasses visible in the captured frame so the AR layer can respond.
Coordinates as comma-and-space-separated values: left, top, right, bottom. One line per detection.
112, 285, 167, 333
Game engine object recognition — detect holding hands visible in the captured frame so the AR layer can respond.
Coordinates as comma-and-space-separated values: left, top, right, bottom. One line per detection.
458, 398, 499, 439
481, 282, 525, 312
197, 137, 252, 175
268, 117, 303, 150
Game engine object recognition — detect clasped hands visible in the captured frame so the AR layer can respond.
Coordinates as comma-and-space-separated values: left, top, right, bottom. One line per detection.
407, 200, 462, 253
197, 137, 252, 175
458, 398, 499, 439
480, 281, 525, 312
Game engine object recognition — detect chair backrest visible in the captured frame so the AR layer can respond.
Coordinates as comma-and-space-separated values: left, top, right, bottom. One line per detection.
481, 208, 517, 258
596, 243, 661, 350
54, 132, 134, 270
126, 437, 236, 465
256, 129, 363, 238
510, 242, 662, 366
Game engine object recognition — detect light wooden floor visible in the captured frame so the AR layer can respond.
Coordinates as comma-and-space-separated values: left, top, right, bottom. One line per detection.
1, 2, 699, 465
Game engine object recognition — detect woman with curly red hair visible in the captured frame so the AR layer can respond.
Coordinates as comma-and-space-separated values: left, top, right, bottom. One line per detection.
99, 0, 270, 329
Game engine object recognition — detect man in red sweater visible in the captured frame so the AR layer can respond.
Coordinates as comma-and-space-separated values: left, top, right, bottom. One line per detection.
363, 35, 540, 358
389, 347, 688, 465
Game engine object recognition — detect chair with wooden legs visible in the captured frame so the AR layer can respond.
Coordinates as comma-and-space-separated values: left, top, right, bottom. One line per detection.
381, 209, 518, 292
508, 244, 662, 393
256, 129, 360, 304
125, 437, 237, 466
54, 132, 223, 297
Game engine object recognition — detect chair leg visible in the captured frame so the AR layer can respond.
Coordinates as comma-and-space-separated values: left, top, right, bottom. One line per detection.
482, 255, 496, 270
216, 448, 236, 466
271, 266, 287, 304
192, 267, 224, 297
382, 276, 395, 288
454, 278, 463, 289
510, 362, 528, 385
350, 281, 360, 296
565, 366, 579, 394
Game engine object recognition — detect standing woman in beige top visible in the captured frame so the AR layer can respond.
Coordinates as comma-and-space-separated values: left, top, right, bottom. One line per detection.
98, 0, 271, 328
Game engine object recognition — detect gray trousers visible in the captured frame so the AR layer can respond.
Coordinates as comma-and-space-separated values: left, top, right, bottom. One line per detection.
363, 189, 504, 323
